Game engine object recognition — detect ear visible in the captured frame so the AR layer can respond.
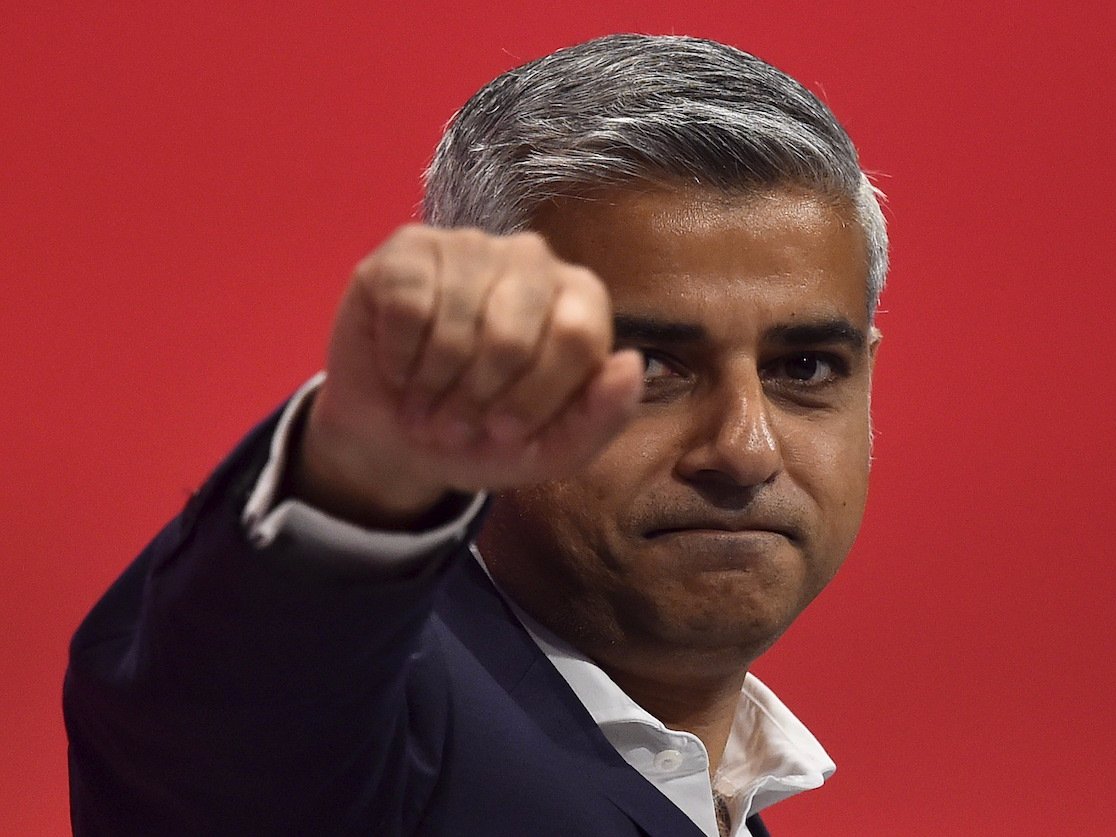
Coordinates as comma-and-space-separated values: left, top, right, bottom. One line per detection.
868, 325, 882, 371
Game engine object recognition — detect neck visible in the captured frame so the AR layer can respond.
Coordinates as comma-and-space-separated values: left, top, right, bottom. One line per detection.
604, 663, 747, 775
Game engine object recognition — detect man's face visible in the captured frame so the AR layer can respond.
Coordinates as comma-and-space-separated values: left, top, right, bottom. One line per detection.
479, 182, 879, 681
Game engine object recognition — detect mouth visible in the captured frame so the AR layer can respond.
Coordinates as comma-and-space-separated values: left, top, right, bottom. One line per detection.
645, 524, 797, 543
640, 526, 796, 571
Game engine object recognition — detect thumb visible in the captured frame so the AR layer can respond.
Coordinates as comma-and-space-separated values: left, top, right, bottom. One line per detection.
532, 349, 644, 471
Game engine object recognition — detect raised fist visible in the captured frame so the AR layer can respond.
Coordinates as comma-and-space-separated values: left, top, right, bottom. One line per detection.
292, 225, 644, 528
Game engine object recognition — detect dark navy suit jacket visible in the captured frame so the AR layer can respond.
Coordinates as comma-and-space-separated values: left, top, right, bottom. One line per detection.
65, 411, 770, 836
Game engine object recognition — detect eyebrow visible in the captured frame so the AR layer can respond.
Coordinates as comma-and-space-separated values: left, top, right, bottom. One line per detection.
613, 314, 707, 344
613, 314, 867, 351
765, 319, 867, 351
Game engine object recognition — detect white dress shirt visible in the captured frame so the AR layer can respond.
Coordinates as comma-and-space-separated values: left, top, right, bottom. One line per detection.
243, 376, 835, 836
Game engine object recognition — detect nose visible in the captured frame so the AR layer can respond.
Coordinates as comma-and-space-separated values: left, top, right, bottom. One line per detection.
675, 369, 782, 491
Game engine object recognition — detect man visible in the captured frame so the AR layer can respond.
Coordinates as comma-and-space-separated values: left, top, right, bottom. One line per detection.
65, 34, 887, 836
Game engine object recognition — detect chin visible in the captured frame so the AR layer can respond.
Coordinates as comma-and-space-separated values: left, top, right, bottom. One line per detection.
634, 589, 806, 660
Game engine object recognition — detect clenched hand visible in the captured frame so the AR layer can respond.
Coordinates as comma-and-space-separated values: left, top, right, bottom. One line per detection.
292, 226, 644, 529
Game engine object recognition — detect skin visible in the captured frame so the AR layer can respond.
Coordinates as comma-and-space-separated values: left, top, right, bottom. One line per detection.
293, 181, 879, 772
479, 184, 880, 767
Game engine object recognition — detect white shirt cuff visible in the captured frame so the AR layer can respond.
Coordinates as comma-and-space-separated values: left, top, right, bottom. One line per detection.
242, 372, 486, 563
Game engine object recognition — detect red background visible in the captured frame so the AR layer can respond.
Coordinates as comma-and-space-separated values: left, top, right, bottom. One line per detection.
3, 3, 1113, 834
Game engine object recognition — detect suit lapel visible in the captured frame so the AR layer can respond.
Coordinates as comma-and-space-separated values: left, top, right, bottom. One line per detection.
435, 555, 706, 837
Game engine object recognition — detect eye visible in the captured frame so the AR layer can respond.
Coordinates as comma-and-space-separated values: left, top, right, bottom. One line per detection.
767, 353, 846, 386
641, 353, 679, 381
633, 351, 690, 403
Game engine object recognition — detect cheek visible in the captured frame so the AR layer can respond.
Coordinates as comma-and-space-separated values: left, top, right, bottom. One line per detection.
528, 434, 676, 570
504, 475, 626, 571
577, 421, 677, 508
783, 415, 872, 540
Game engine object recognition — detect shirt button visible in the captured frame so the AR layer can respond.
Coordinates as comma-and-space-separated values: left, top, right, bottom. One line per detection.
653, 749, 684, 771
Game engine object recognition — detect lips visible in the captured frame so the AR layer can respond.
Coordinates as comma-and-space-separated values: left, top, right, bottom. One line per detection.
644, 519, 798, 542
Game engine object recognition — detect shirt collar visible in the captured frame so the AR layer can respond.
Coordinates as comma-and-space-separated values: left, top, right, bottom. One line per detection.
716, 675, 835, 818
470, 546, 835, 822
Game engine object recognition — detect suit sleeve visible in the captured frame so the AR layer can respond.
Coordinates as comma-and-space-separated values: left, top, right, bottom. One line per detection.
64, 406, 486, 835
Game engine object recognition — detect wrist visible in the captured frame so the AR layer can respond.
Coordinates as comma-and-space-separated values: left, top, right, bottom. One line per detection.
286, 398, 450, 531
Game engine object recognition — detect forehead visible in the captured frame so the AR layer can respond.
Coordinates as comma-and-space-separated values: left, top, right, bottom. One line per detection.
532, 183, 870, 330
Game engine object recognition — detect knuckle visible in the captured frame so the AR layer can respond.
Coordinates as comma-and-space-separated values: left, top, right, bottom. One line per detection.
564, 264, 608, 298
367, 253, 432, 298
576, 275, 610, 311
375, 224, 433, 260
388, 222, 431, 244
372, 271, 433, 316
515, 280, 553, 315
453, 226, 488, 241
490, 271, 552, 312
549, 305, 607, 360
445, 226, 491, 253
506, 229, 551, 254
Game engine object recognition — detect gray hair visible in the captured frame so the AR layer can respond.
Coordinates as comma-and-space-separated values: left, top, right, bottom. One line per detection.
424, 34, 888, 317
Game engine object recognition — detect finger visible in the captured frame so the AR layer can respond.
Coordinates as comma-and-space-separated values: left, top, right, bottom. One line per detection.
404, 235, 498, 412
433, 350, 644, 491
483, 274, 612, 442
363, 233, 440, 389
463, 349, 643, 484
531, 348, 645, 468
427, 271, 555, 442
